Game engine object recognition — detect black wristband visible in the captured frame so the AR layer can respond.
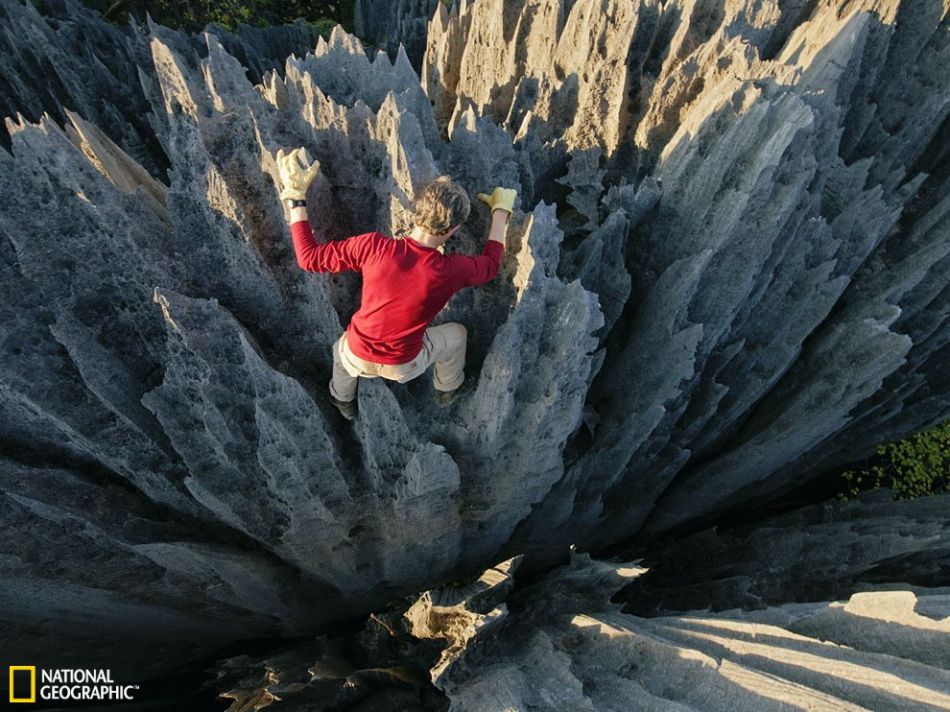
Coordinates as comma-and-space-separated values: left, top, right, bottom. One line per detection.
287, 198, 307, 207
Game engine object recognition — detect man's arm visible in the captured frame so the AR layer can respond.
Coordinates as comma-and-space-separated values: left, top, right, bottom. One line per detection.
289, 204, 308, 224
456, 209, 509, 286
487, 208, 508, 247
289, 205, 376, 273
278, 147, 374, 273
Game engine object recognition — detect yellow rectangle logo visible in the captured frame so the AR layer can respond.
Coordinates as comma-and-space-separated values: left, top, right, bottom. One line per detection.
9, 666, 36, 703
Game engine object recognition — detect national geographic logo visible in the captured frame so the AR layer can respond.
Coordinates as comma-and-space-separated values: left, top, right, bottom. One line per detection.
7, 666, 139, 704
8, 667, 35, 704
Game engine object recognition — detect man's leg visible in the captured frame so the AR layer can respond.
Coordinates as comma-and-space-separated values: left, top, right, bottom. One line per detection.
425, 322, 467, 392
329, 334, 360, 403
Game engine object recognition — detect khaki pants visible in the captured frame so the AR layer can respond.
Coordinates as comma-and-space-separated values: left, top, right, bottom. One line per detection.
329, 323, 467, 402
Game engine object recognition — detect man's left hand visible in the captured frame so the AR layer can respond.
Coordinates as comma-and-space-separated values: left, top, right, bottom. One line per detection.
477, 187, 517, 215
277, 147, 320, 201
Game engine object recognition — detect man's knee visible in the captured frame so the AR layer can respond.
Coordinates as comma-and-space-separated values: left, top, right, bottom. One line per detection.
443, 322, 467, 350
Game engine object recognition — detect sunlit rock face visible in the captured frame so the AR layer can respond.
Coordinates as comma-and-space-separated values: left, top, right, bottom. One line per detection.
210, 499, 950, 711
423, 0, 950, 555
0, 0, 947, 681
429, 547, 950, 712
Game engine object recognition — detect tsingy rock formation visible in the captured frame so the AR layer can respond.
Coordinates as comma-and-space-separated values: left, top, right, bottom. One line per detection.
430, 549, 950, 711
355, 0, 440, 68
0, 0, 946, 686
209, 497, 950, 710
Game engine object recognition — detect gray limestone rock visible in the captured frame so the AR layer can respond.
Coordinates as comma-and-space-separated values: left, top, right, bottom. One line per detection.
0, 0, 324, 178
0, 0, 947, 684
0, 455, 337, 682
208, 534, 950, 710
614, 489, 950, 616
354, 0, 441, 69
432, 548, 950, 711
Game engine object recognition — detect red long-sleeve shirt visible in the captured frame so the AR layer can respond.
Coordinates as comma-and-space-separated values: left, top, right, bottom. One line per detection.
291, 220, 503, 364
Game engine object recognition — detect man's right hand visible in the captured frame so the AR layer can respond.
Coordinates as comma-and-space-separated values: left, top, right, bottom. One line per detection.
477, 187, 517, 215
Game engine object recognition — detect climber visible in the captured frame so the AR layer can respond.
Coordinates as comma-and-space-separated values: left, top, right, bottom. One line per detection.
276, 147, 516, 420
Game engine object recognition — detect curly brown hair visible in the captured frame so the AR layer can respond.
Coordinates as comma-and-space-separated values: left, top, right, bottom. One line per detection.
413, 176, 470, 235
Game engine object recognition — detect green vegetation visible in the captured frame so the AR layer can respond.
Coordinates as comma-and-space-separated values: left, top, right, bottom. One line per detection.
839, 419, 950, 499
55, 0, 355, 33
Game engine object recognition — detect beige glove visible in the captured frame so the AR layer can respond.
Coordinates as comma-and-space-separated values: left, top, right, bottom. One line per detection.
277, 147, 320, 201
477, 187, 517, 215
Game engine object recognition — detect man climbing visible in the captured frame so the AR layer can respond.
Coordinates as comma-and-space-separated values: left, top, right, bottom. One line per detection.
276, 147, 516, 419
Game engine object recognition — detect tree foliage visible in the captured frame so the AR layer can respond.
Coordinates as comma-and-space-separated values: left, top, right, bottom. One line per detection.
840, 419, 950, 499
59, 0, 354, 32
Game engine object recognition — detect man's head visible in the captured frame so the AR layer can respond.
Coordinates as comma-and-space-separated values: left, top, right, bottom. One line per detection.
412, 176, 470, 245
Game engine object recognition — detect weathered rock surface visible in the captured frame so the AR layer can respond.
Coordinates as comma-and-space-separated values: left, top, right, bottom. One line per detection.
207, 531, 950, 711
355, 0, 440, 69
613, 489, 950, 616
0, 0, 323, 178
430, 0, 950, 556
0, 0, 947, 684
431, 551, 950, 711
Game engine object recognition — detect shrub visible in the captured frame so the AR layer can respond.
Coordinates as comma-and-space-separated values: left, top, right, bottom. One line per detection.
839, 419, 950, 499
61, 0, 354, 34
